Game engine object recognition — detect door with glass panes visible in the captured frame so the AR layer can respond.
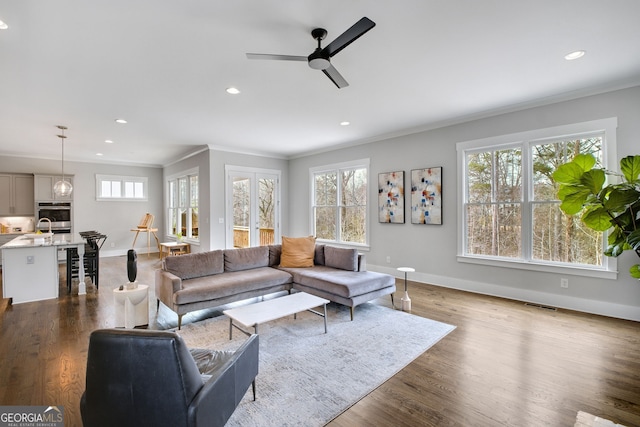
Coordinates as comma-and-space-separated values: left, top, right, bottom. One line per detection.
226, 167, 280, 248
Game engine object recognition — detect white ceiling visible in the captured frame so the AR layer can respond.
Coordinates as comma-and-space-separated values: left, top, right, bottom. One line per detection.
1, 1, 640, 167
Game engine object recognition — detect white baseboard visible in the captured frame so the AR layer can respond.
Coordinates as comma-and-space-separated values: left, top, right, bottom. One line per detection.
101, 249, 159, 258
371, 264, 640, 322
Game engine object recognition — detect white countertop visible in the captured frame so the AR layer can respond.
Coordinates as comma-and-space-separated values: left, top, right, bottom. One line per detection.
1, 234, 85, 249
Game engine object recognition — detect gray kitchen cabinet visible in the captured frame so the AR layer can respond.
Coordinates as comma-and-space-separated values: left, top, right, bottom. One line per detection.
0, 174, 35, 216
34, 175, 74, 201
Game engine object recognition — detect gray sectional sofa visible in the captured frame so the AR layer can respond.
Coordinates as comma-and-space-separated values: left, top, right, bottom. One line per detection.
155, 244, 396, 329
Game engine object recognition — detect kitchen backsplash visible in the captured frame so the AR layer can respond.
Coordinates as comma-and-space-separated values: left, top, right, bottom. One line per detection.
1, 216, 35, 233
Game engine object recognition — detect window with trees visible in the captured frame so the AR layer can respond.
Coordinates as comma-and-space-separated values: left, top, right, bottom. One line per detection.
457, 118, 617, 274
167, 169, 198, 241
311, 159, 369, 246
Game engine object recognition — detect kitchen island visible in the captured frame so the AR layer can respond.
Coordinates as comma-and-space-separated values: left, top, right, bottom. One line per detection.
1, 234, 87, 304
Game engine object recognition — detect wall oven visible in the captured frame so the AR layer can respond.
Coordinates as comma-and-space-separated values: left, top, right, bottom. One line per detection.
36, 202, 73, 234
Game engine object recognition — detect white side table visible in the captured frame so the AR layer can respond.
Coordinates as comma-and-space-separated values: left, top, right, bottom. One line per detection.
397, 267, 415, 312
113, 284, 149, 328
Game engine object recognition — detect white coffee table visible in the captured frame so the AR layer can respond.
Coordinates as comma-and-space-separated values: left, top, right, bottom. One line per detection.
223, 292, 330, 339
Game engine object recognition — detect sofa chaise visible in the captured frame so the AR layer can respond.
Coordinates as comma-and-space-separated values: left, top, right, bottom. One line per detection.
155, 240, 396, 329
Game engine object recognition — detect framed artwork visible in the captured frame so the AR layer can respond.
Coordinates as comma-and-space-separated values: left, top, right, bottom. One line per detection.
378, 171, 404, 223
411, 167, 442, 224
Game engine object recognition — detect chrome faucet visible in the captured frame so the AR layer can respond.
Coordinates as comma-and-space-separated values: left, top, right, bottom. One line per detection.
37, 217, 52, 234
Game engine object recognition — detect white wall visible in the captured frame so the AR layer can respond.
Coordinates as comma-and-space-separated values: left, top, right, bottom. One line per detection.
164, 147, 289, 251
288, 85, 640, 321
0, 156, 163, 257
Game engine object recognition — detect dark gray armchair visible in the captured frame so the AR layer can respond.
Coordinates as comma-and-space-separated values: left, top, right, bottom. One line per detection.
80, 328, 258, 427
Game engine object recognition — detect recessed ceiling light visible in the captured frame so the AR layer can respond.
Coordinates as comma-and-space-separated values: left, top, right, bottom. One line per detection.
0, 20, 8, 30
96, 153, 104, 156
105, 139, 113, 144
340, 121, 350, 126
564, 50, 585, 61
226, 87, 241, 95
115, 118, 127, 124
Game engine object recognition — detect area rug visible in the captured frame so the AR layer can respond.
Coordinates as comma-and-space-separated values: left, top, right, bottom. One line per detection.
176, 302, 455, 427
575, 411, 627, 427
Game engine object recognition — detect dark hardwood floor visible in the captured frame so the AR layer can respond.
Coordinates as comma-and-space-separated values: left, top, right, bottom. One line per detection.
1, 255, 639, 427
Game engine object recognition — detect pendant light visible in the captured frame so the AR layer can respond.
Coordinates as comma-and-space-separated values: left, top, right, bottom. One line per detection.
53, 125, 73, 197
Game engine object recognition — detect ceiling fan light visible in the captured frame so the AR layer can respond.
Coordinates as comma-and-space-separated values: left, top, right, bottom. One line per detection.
309, 57, 330, 70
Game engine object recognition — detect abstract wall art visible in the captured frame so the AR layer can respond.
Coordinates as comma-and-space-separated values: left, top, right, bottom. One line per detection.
378, 171, 404, 223
411, 167, 442, 225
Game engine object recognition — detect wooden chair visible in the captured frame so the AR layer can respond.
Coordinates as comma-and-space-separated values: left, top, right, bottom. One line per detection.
130, 213, 160, 256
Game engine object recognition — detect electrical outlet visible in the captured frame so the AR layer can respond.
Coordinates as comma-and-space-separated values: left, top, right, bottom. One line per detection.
26, 255, 35, 264
110, 242, 115, 248
560, 278, 569, 288
386, 256, 391, 263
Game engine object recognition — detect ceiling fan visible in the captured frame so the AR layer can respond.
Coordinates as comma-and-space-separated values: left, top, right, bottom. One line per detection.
246, 17, 376, 89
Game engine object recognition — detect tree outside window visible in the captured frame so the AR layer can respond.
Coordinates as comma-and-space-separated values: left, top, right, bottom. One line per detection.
312, 160, 368, 245
463, 132, 605, 268
168, 171, 198, 240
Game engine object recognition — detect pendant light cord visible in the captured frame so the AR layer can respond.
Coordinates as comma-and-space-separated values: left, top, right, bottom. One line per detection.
57, 125, 67, 181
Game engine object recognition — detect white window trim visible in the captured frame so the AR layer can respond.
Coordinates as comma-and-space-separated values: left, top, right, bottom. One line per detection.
456, 118, 618, 279
309, 158, 370, 249
167, 167, 199, 242
96, 174, 148, 201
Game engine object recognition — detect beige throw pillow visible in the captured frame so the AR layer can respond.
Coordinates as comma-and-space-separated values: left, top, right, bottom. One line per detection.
280, 236, 316, 268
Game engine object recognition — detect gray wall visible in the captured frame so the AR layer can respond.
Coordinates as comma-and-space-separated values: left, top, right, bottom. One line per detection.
288, 85, 640, 321
208, 149, 290, 249
165, 148, 289, 251
3, 86, 638, 320
0, 156, 163, 257
163, 149, 211, 252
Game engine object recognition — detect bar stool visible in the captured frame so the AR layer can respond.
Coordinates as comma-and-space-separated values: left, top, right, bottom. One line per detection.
66, 232, 107, 293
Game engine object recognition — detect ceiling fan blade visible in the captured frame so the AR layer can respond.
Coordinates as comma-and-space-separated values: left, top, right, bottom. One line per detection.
322, 64, 349, 88
323, 17, 376, 58
246, 53, 307, 61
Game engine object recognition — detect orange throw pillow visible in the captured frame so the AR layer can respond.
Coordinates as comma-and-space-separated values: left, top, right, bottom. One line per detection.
280, 236, 316, 268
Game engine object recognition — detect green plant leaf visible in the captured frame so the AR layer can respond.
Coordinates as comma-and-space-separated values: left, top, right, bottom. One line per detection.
580, 169, 606, 194
552, 163, 585, 185
573, 153, 597, 171
630, 264, 640, 279
607, 227, 623, 245
604, 187, 640, 212
620, 155, 640, 182
628, 229, 640, 250
558, 188, 591, 215
605, 243, 625, 257
581, 206, 613, 231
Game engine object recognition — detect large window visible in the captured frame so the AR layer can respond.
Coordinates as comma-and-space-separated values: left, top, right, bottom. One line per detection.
457, 119, 617, 276
167, 169, 198, 241
311, 159, 369, 246
96, 174, 147, 201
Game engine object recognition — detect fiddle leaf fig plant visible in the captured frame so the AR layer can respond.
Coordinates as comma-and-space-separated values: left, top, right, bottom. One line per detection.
552, 154, 640, 279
